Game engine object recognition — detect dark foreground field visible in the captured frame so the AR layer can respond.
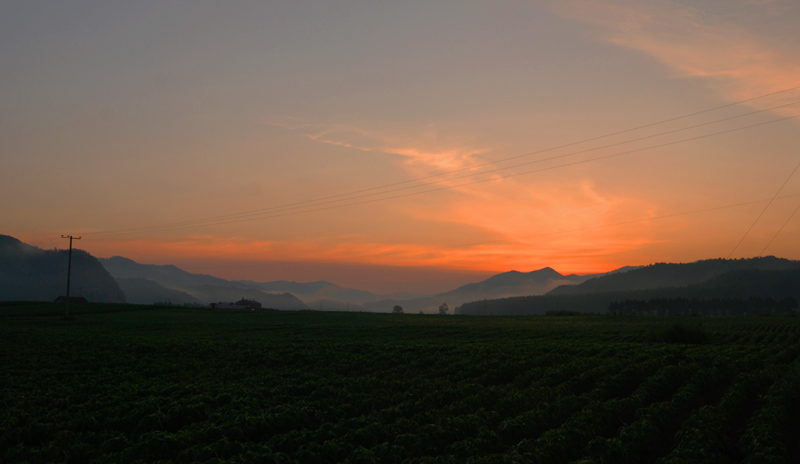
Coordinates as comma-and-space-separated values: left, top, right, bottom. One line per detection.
2, 303, 800, 463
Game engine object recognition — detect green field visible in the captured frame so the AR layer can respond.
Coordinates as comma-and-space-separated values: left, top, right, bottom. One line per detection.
3, 303, 800, 463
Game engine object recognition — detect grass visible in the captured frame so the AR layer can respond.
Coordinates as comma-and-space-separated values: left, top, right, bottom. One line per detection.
651, 322, 710, 344
2, 303, 799, 463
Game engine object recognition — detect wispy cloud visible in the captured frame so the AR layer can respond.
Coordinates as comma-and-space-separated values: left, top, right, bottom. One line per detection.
554, 0, 800, 111
411, 180, 660, 272
261, 116, 662, 272
264, 116, 484, 171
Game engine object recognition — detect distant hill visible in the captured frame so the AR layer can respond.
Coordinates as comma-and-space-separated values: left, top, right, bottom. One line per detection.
457, 258, 800, 315
100, 256, 614, 313
547, 257, 800, 296
113, 276, 310, 309
100, 256, 309, 309
444, 267, 588, 298
362, 267, 600, 313
101, 256, 416, 309
183, 284, 308, 310
230, 279, 384, 305
115, 278, 199, 305
101, 256, 233, 288
690, 268, 800, 300
0, 235, 125, 302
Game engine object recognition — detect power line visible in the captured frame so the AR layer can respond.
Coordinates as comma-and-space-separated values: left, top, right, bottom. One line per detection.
697, 157, 800, 299
218, 101, 800, 214
54, 85, 800, 295
87, 111, 800, 236
86, 100, 800, 237
722, 158, 800, 261
719, 195, 800, 300
180, 193, 800, 273
81, 88, 800, 238
758, 201, 800, 256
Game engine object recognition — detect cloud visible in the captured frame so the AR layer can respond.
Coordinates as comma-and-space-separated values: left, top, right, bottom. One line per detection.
260, 115, 664, 272
264, 116, 486, 171
554, 0, 800, 111
413, 180, 660, 271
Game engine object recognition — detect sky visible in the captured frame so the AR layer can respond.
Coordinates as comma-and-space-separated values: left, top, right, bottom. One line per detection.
2, 0, 800, 294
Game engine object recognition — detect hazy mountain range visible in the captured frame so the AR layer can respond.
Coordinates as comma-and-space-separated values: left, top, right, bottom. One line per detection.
1, 234, 616, 310
361, 267, 601, 313
5, 234, 798, 315
457, 257, 800, 315
100, 256, 629, 312
99, 256, 604, 312
99, 256, 309, 310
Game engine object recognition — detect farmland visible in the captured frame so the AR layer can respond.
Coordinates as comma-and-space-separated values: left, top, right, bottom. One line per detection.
2, 303, 800, 463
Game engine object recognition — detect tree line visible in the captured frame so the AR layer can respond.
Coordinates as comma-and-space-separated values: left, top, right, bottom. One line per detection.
608, 296, 799, 316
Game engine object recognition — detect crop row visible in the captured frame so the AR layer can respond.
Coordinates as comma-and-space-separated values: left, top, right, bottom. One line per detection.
4, 310, 800, 463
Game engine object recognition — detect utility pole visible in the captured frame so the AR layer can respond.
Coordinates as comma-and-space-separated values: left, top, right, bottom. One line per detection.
61, 235, 81, 317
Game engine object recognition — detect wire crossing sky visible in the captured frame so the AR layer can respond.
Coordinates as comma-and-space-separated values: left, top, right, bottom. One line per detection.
80, 92, 800, 237
2, 0, 800, 293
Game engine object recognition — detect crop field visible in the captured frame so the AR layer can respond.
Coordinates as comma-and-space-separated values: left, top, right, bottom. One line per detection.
2, 303, 800, 463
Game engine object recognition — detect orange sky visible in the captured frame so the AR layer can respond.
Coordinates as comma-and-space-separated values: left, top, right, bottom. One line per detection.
2, 1, 800, 293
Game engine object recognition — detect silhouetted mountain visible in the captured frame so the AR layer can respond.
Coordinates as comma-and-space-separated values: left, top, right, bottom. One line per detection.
691, 268, 800, 300
115, 278, 198, 305
0, 235, 125, 302
101, 256, 410, 308
101, 256, 233, 288
100, 254, 641, 313
100, 257, 310, 309
444, 268, 586, 297
547, 257, 800, 296
457, 258, 800, 315
184, 285, 308, 310
362, 267, 598, 313
231, 279, 383, 305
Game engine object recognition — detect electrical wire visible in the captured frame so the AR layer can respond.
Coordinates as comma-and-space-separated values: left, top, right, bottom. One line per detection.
80, 88, 800, 237
54, 84, 800, 293
182, 193, 800, 273
757, 201, 800, 257
696, 157, 800, 299
86, 111, 800, 236
723, 158, 800, 261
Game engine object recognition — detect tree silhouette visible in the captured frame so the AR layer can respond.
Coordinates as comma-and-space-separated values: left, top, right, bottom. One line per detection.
392, 305, 403, 314
438, 303, 449, 315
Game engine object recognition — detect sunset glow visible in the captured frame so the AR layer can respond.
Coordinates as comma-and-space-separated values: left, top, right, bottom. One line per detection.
3, 1, 800, 293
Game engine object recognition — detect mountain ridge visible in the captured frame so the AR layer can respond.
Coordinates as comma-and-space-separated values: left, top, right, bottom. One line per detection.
100, 256, 382, 307
99, 255, 604, 312
361, 267, 603, 313
546, 257, 800, 296
458, 257, 800, 315
0, 235, 125, 303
